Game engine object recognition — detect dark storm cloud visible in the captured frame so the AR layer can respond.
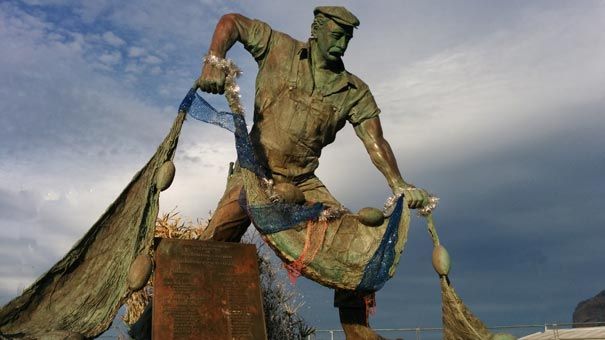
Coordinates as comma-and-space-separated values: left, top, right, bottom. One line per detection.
371, 103, 605, 329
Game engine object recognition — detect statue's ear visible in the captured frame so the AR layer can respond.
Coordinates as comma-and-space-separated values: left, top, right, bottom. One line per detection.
311, 21, 319, 38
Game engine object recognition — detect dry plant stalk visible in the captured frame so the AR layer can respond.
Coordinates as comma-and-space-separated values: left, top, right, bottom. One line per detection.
123, 211, 209, 325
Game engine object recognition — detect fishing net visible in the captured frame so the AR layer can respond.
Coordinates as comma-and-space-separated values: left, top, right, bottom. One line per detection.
0, 111, 185, 338
424, 215, 516, 340
182, 85, 412, 292
0, 56, 517, 339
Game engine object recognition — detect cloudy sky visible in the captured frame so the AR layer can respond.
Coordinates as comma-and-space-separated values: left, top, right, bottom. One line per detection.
1, 0, 604, 337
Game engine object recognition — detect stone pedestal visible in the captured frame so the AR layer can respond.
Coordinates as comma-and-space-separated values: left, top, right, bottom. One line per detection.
153, 239, 267, 339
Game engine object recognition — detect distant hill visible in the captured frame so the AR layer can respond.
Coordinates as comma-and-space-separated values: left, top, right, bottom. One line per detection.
573, 290, 605, 327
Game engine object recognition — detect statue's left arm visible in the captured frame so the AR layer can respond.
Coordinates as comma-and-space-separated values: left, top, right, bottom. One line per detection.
354, 117, 428, 209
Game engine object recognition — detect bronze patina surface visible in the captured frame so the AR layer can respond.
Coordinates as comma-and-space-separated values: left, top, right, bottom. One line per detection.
196, 6, 430, 339
153, 239, 267, 340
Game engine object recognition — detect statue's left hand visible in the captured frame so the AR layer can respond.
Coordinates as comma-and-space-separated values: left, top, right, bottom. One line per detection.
396, 185, 430, 209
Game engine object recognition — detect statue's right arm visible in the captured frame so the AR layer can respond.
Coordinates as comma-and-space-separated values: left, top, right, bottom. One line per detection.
197, 14, 255, 94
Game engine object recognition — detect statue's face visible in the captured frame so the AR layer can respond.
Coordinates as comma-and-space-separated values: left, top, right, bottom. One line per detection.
314, 19, 353, 63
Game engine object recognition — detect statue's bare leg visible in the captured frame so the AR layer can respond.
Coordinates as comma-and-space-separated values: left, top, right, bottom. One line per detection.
203, 173, 250, 242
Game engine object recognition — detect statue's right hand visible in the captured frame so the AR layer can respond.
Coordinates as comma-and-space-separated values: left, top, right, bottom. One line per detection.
196, 63, 226, 95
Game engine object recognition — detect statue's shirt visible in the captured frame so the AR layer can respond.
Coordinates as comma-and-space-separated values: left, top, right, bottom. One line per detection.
242, 20, 381, 180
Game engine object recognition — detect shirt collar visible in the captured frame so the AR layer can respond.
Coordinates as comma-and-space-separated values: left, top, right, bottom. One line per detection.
299, 42, 356, 95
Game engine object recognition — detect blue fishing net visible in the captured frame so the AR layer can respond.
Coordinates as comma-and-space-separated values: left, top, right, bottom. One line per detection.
248, 202, 324, 234
232, 113, 267, 178
356, 196, 404, 292
180, 87, 236, 132
180, 88, 268, 178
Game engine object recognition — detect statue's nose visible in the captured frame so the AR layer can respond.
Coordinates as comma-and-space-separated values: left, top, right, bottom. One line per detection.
336, 36, 348, 49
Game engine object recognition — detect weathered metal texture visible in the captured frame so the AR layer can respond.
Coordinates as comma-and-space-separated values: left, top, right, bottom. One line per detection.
356, 207, 385, 227
240, 20, 381, 180
241, 167, 411, 291
440, 275, 492, 340
0, 111, 186, 338
432, 244, 451, 276
153, 239, 267, 340
128, 254, 154, 291
156, 160, 176, 191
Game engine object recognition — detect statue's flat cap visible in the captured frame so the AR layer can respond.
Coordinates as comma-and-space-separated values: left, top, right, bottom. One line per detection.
314, 6, 360, 28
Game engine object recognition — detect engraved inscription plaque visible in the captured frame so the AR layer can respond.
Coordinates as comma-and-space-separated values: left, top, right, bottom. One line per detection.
153, 239, 267, 340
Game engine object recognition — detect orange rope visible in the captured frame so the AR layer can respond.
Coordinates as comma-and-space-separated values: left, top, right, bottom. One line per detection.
285, 219, 329, 284
364, 294, 376, 319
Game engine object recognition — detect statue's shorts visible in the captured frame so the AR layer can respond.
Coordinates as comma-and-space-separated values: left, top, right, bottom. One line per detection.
203, 165, 376, 311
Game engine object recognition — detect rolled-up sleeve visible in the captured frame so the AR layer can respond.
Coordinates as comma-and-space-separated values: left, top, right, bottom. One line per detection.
348, 88, 381, 125
241, 19, 272, 60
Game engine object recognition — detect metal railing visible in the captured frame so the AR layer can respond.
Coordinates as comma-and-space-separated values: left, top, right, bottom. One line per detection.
97, 321, 605, 339
306, 322, 605, 340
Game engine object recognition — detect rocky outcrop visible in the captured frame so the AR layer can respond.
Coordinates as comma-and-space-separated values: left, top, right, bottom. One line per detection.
573, 290, 605, 327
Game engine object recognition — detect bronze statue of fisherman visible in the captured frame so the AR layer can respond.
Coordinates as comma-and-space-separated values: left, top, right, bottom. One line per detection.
197, 6, 429, 339
0, 6, 512, 340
